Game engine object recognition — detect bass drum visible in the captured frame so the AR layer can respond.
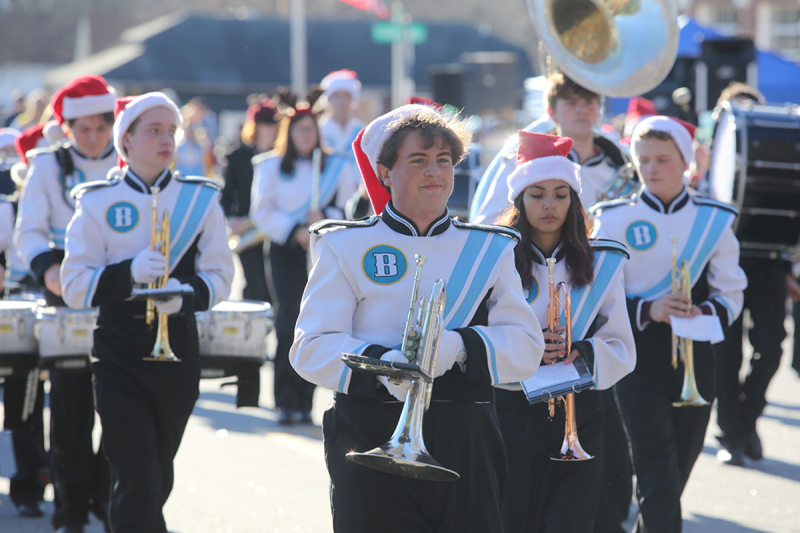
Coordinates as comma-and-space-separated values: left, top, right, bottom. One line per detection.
0, 300, 39, 378
709, 101, 800, 258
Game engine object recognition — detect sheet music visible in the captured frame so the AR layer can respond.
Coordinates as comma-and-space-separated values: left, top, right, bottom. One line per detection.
522, 361, 581, 391
670, 315, 725, 344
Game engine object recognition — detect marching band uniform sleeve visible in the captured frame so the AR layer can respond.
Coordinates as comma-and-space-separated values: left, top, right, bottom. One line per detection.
470, 150, 515, 225
467, 250, 545, 385
14, 158, 56, 284
573, 274, 637, 390
174, 202, 234, 312
290, 237, 373, 394
61, 198, 131, 310
327, 160, 361, 219
0, 200, 13, 254
697, 225, 746, 327
250, 160, 297, 246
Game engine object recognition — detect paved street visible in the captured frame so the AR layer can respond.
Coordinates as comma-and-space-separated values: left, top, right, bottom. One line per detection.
2, 263, 800, 532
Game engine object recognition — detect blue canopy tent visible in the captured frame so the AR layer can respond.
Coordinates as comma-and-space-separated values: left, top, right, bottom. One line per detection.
605, 16, 800, 116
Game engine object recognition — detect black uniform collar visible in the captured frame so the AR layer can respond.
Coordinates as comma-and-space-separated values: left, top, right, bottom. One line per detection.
568, 137, 606, 167
381, 201, 450, 237
531, 241, 566, 265
641, 186, 690, 214
124, 167, 172, 194
69, 142, 116, 161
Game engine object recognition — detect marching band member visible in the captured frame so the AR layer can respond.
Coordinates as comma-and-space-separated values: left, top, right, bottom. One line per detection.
14, 75, 118, 533
494, 131, 635, 533
250, 102, 359, 425
471, 72, 636, 224
290, 104, 544, 532
61, 92, 234, 533
592, 116, 747, 533
319, 69, 365, 159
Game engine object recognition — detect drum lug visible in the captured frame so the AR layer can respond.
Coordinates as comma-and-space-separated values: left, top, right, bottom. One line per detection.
58, 318, 65, 344
209, 319, 216, 341
17, 316, 26, 339
245, 319, 251, 341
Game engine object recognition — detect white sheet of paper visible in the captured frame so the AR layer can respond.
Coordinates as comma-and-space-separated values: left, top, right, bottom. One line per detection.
522, 360, 581, 391
670, 315, 725, 344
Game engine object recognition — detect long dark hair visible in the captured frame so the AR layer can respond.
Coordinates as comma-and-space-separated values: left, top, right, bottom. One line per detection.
496, 188, 594, 291
274, 112, 327, 176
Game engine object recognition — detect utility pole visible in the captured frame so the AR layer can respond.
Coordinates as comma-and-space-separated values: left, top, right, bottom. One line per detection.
290, 0, 308, 95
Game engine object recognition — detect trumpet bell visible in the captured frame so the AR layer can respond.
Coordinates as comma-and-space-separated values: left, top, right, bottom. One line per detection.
552, 436, 595, 461
529, 0, 680, 97
672, 378, 710, 407
347, 447, 460, 482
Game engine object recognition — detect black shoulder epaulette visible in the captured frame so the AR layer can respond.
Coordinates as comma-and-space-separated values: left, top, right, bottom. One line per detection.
71, 176, 122, 199
452, 218, 520, 242
590, 238, 630, 259
310, 216, 380, 235
692, 196, 739, 216
589, 196, 637, 216
175, 173, 222, 192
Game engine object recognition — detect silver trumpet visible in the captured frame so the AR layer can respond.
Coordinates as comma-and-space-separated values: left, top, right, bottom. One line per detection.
342, 254, 459, 481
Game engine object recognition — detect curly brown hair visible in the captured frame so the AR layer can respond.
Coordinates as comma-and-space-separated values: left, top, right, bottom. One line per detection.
545, 72, 601, 111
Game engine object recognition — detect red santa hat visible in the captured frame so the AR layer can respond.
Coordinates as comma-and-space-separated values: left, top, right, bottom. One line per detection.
0, 128, 20, 152
51, 75, 117, 124
507, 131, 582, 203
15, 124, 47, 165
405, 95, 444, 111
321, 69, 361, 102
624, 97, 658, 138
247, 98, 281, 124
113, 92, 183, 163
352, 104, 444, 214
630, 115, 697, 169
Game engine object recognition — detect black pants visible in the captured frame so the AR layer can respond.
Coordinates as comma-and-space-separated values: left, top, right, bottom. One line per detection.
616, 376, 712, 533
92, 313, 201, 533
716, 261, 786, 445
238, 242, 271, 303
4, 374, 47, 507
269, 240, 314, 412
793, 301, 800, 374
49, 368, 109, 529
594, 387, 633, 533
496, 388, 604, 533
323, 394, 507, 532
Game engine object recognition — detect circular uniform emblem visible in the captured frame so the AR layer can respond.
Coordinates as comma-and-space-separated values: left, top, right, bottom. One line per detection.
106, 202, 140, 233
60, 168, 87, 191
362, 245, 408, 285
526, 277, 539, 304
626, 220, 658, 251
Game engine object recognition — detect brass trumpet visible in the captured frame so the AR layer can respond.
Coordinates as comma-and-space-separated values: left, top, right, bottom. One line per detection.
546, 258, 593, 462
670, 237, 708, 407
144, 186, 179, 362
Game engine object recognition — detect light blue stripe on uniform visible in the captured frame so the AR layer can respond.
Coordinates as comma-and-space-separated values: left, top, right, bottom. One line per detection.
52, 237, 66, 247
338, 341, 370, 393
285, 156, 346, 222
167, 181, 200, 248
83, 268, 102, 309
473, 327, 498, 385
443, 231, 489, 320
50, 227, 66, 235
447, 234, 508, 329
198, 272, 215, 307
689, 209, 734, 283
588, 338, 599, 390
571, 251, 625, 340
630, 205, 714, 300
170, 185, 216, 268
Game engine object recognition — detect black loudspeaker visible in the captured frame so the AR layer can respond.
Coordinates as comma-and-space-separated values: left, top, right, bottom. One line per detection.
430, 64, 475, 113
696, 38, 756, 112
460, 52, 519, 115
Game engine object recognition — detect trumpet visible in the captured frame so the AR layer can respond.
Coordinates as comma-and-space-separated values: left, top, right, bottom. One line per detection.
342, 255, 459, 481
596, 162, 643, 203
227, 220, 265, 254
670, 237, 709, 407
546, 258, 593, 462
144, 186, 179, 362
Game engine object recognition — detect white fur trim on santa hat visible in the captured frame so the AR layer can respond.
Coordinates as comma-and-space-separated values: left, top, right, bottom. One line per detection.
507, 156, 582, 203
360, 104, 441, 176
0, 128, 20, 151
322, 72, 362, 102
630, 115, 693, 169
61, 90, 117, 121
113, 92, 184, 163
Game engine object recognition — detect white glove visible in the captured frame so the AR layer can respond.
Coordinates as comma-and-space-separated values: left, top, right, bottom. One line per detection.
379, 350, 411, 401
131, 247, 167, 284
154, 278, 183, 316
433, 330, 466, 378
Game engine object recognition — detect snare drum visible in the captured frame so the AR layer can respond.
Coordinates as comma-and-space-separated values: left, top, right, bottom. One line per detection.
197, 300, 273, 359
709, 101, 800, 257
0, 300, 39, 377
35, 307, 97, 371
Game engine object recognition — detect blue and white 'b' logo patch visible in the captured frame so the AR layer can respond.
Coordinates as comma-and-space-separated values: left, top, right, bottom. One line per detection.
107, 202, 139, 233
626, 220, 657, 251
363, 245, 407, 285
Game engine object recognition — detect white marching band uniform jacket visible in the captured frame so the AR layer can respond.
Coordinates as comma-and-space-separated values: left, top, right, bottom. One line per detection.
592, 187, 747, 330
320, 116, 365, 159
250, 152, 361, 245
470, 129, 631, 225
61, 168, 233, 312
14, 143, 116, 283
500, 239, 636, 393
0, 197, 13, 256
290, 202, 545, 399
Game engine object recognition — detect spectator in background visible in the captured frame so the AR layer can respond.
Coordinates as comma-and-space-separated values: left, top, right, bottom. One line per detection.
10, 89, 49, 131
3, 88, 25, 127
318, 69, 364, 160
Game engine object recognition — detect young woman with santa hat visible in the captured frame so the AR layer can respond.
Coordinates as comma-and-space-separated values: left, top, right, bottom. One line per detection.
495, 130, 636, 533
